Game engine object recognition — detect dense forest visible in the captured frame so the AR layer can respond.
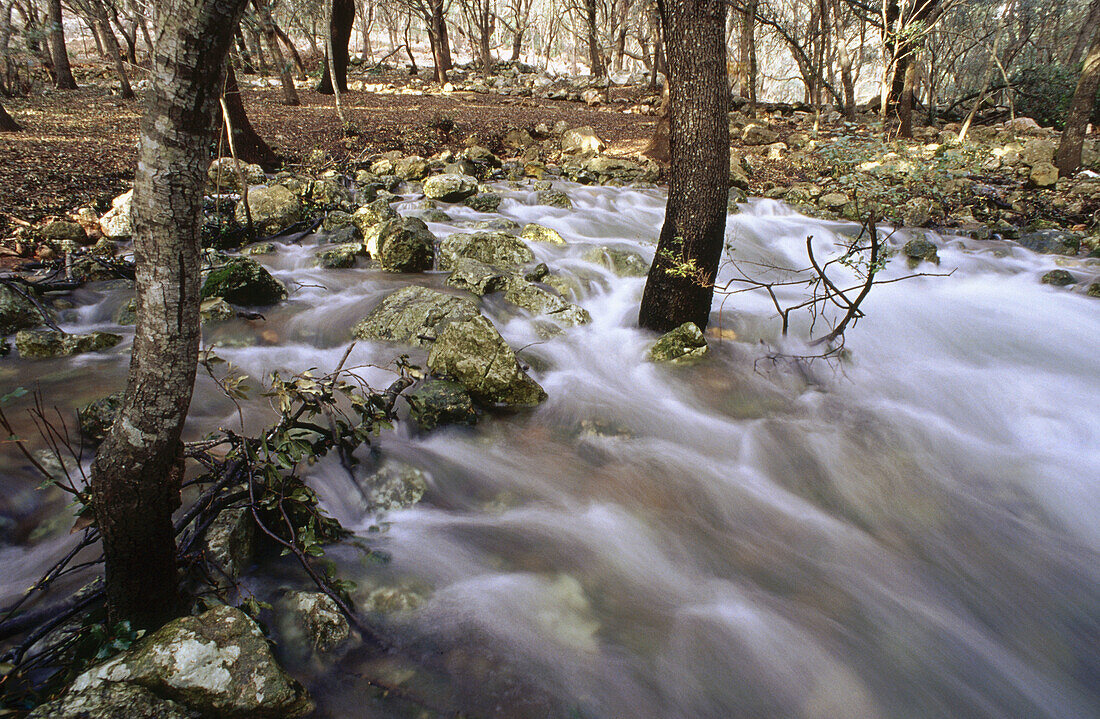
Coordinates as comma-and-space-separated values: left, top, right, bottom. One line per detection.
0, 0, 1098, 716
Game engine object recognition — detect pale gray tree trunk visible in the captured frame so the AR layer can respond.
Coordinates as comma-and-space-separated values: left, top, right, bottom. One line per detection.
90, 0, 249, 630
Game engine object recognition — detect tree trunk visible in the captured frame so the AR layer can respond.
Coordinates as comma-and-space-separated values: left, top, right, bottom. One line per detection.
273, 20, 308, 78
47, 0, 77, 89
638, 0, 729, 333
1071, 0, 1100, 67
898, 54, 916, 138
0, 100, 20, 130
1056, 2, 1100, 175
317, 0, 354, 93
89, 0, 248, 631
236, 29, 257, 73
222, 64, 279, 168
584, 0, 604, 77
253, 0, 299, 104
91, 1, 134, 99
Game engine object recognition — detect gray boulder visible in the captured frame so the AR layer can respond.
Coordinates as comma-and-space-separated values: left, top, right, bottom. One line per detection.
363, 217, 436, 272
352, 286, 479, 347
560, 126, 605, 155
1016, 230, 1081, 256
29, 682, 198, 719
16, 330, 121, 359
438, 231, 535, 270
405, 379, 478, 432
427, 315, 547, 406
582, 246, 650, 277
465, 192, 502, 212
351, 198, 398, 237
423, 173, 479, 202
503, 282, 591, 326
234, 185, 302, 235
445, 257, 515, 296
903, 238, 940, 268
647, 322, 709, 364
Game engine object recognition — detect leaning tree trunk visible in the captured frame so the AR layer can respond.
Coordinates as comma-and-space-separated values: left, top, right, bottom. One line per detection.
222, 64, 279, 168
1056, 0, 1100, 175
317, 0, 354, 93
47, 0, 77, 88
638, 0, 729, 333
253, 0, 299, 104
90, 0, 249, 631
0, 100, 20, 130
91, 0, 134, 99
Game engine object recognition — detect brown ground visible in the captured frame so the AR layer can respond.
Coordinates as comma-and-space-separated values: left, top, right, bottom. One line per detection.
0, 67, 656, 223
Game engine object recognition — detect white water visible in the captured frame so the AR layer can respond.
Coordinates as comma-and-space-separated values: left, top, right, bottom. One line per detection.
2, 183, 1098, 718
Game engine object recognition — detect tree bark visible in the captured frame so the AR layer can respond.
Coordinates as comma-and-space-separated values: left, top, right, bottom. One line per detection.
253, 0, 299, 104
638, 0, 729, 333
1056, 1, 1100, 175
91, 1, 134, 99
317, 0, 354, 93
584, 0, 605, 77
1071, 0, 1100, 67
222, 64, 279, 168
47, 0, 77, 89
90, 0, 249, 631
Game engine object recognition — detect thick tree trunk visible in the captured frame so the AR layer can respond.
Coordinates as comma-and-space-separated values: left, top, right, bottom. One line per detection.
253, 0, 299, 104
47, 0, 77, 89
1071, 0, 1100, 67
222, 64, 279, 168
1056, 4, 1100, 175
317, 0, 354, 93
0, 100, 20, 130
90, 0, 248, 631
638, 0, 729, 333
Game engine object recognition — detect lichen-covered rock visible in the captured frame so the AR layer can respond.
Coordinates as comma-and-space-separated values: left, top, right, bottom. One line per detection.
351, 198, 398, 237
364, 460, 428, 511
352, 286, 479, 347
66, 605, 312, 718
40, 219, 88, 243
208, 158, 265, 193
535, 189, 572, 209
78, 391, 124, 446
438, 231, 534, 270
903, 237, 940, 267
200, 298, 236, 323
578, 156, 655, 184
1016, 230, 1081, 255
503, 282, 591, 326
16, 330, 121, 359
445, 257, 514, 296
464, 192, 502, 212
521, 223, 566, 245
99, 190, 133, 238
394, 156, 430, 181
1040, 269, 1076, 286
281, 591, 350, 653
647, 322, 709, 364
1028, 162, 1058, 187
234, 185, 302, 235
204, 507, 255, 581
405, 379, 478, 432
363, 217, 435, 272
202, 257, 287, 306
582, 246, 650, 277
315, 242, 363, 269
423, 173, 479, 202
742, 123, 778, 145
0, 285, 47, 335
427, 315, 547, 407
28, 681, 199, 719
308, 178, 354, 209
560, 126, 605, 155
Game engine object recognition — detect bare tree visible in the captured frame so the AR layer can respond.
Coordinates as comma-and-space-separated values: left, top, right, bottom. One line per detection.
318, 0, 355, 93
1056, 0, 1100, 174
46, 0, 77, 88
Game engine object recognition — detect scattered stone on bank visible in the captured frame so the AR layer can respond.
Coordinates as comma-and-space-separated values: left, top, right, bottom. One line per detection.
648, 322, 709, 364
280, 591, 350, 654
99, 190, 133, 238
423, 173, 479, 202
438, 231, 535, 270
43, 605, 312, 719
465, 192, 502, 212
352, 285, 480, 347
535, 189, 573, 209
204, 506, 255, 582
363, 217, 436, 272
1028, 162, 1058, 188
364, 460, 429, 511
560, 126, 605, 156
405, 379, 478, 432
208, 157, 265, 193
315, 242, 363, 269
1041, 269, 1076, 286
40, 219, 88, 243
0, 284, 48, 335
394, 155, 429, 181
582, 245, 650, 277
234, 184, 302, 236
742, 123, 778, 146
15, 330, 121, 359
77, 391, 124, 446
521, 223, 566, 245
903, 237, 940, 267
201, 256, 287, 306
427, 315, 547, 407
503, 282, 591, 326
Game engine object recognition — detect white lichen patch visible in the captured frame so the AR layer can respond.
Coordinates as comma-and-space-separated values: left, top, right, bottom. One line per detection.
152, 635, 238, 694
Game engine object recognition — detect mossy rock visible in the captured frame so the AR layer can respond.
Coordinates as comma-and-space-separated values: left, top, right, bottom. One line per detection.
77, 391, 124, 446
406, 379, 478, 432
426, 315, 547, 407
903, 237, 940, 268
521, 223, 566, 245
201, 257, 287, 306
1040, 269, 1076, 286
315, 242, 363, 269
15, 330, 121, 359
464, 192, 502, 212
438, 231, 534, 270
647, 322, 709, 364
352, 285, 480, 347
0, 285, 48, 335
363, 217, 436, 273
535, 189, 572, 209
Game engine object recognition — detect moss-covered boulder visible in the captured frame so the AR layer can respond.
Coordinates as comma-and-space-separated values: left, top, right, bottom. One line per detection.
582, 245, 650, 277
647, 322, 709, 364
503, 282, 591, 326
521, 223, 566, 245
464, 192, 502, 212
903, 237, 940, 268
426, 315, 547, 407
1040, 269, 1076, 286
234, 184, 302, 235
77, 391, 124, 446
423, 173, 478, 202
60, 605, 312, 718
405, 379, 478, 432
363, 217, 435, 273
315, 242, 363, 269
0, 285, 47, 335
201, 257, 287, 306
438, 231, 534, 270
16, 330, 121, 359
535, 189, 572, 209
352, 286, 479, 347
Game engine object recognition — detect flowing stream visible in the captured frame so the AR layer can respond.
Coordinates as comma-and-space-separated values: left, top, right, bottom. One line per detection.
2, 182, 1099, 718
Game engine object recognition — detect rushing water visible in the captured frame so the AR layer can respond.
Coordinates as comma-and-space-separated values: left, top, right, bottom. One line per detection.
2, 183, 1099, 718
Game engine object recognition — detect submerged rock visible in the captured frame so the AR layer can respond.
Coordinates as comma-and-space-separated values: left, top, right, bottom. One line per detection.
234, 184, 302, 236
521, 223, 566, 245
0, 284, 47, 335
427, 315, 547, 406
201, 257, 287, 306
364, 460, 428, 512
77, 391, 124, 446
438, 231, 535, 270
352, 286, 479, 347
503, 282, 591, 326
647, 322, 709, 364
903, 237, 940, 267
1041, 269, 1076, 286
582, 246, 650, 277
281, 591, 350, 654
363, 217, 435, 273
405, 379, 478, 432
16, 330, 121, 359
423, 173, 479, 202
61, 605, 312, 718
445, 257, 515, 296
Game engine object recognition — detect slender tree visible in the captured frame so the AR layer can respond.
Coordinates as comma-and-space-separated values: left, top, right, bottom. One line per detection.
317, 0, 355, 93
1056, 0, 1100, 175
47, 0, 77, 89
253, 0, 300, 104
638, 0, 729, 333
89, 0, 249, 630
